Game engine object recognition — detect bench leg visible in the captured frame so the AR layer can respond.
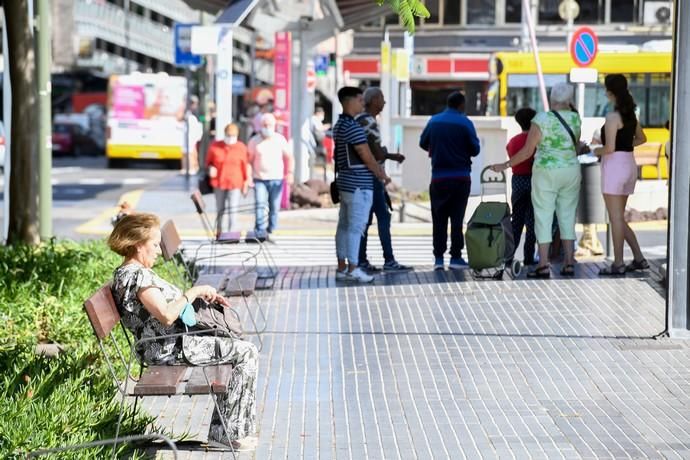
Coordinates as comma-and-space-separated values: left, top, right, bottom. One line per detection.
200, 367, 238, 460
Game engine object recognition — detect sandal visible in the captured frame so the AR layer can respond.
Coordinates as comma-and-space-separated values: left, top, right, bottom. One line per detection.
626, 258, 650, 272
560, 264, 575, 276
599, 264, 626, 276
527, 265, 551, 279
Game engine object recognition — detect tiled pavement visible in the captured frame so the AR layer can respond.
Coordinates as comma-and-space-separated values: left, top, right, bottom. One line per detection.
150, 263, 690, 459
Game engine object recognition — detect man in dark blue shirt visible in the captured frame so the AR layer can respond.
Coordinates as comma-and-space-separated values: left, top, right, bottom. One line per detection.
333, 86, 391, 283
420, 91, 480, 270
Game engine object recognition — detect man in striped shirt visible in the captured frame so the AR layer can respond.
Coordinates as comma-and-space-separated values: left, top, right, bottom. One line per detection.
333, 86, 391, 283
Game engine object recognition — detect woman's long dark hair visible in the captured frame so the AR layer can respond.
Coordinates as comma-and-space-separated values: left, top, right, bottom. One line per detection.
605, 74, 637, 123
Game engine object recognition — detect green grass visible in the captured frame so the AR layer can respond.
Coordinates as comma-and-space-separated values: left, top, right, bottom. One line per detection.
0, 240, 180, 458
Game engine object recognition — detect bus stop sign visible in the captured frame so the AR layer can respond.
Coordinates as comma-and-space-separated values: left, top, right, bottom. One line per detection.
570, 27, 598, 67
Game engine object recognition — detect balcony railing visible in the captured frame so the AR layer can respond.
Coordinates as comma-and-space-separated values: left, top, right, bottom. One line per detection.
75, 0, 174, 63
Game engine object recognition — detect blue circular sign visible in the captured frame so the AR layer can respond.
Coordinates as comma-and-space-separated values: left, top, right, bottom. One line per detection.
570, 27, 599, 67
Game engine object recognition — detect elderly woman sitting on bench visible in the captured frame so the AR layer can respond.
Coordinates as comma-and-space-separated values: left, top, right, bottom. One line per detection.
107, 212, 258, 451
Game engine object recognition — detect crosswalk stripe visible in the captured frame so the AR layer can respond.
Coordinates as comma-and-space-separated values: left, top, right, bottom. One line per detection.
181, 235, 437, 267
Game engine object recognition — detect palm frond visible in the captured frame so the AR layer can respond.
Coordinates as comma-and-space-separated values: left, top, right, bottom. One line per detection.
376, 0, 430, 35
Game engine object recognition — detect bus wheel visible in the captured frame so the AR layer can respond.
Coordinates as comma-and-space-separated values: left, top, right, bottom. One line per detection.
107, 158, 127, 169
165, 159, 182, 170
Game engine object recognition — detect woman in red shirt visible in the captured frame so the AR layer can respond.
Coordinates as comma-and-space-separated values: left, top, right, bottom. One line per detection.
506, 108, 537, 265
205, 123, 251, 234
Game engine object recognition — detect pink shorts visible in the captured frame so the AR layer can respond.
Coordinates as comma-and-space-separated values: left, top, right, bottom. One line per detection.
601, 151, 637, 195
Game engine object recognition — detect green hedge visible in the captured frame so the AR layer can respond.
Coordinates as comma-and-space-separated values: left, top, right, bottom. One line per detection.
0, 240, 179, 458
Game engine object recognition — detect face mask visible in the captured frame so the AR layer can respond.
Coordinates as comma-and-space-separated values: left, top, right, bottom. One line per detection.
224, 136, 238, 145
261, 127, 274, 138
178, 302, 197, 327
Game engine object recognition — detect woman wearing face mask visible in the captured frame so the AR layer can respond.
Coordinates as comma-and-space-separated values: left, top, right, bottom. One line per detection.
206, 123, 251, 234
247, 113, 295, 239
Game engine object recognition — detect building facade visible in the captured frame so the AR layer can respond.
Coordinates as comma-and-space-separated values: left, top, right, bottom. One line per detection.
343, 0, 673, 115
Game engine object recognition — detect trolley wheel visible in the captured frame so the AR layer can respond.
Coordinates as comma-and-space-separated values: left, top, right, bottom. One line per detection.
493, 270, 504, 280
511, 260, 522, 278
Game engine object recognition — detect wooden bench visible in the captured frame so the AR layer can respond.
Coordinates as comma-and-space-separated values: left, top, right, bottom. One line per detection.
633, 142, 663, 179
160, 220, 267, 349
83, 285, 238, 456
190, 190, 279, 281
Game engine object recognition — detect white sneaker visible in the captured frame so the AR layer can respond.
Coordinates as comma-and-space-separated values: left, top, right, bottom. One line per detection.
335, 269, 349, 280
347, 267, 374, 283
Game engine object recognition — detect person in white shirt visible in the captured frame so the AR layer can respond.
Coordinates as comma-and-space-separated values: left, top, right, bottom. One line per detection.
247, 113, 294, 238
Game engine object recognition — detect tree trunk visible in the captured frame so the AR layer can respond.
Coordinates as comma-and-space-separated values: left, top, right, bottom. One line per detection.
5, 0, 40, 245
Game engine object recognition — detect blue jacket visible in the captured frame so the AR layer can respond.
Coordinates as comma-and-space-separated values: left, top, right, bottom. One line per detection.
419, 109, 481, 180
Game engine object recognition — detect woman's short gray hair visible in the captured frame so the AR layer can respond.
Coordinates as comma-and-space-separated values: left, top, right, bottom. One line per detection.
550, 82, 574, 105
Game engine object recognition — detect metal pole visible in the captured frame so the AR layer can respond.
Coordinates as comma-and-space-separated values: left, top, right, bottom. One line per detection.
402, 31, 413, 117
36, 0, 52, 240
380, 27, 391, 150
249, 30, 256, 90
523, 0, 549, 111
124, 0, 130, 73
184, 67, 191, 182
215, 27, 233, 141
2, 15, 11, 242
667, 0, 690, 338
577, 82, 585, 115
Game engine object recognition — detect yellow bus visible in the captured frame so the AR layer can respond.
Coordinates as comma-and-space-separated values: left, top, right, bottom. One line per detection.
486, 51, 672, 179
106, 73, 187, 168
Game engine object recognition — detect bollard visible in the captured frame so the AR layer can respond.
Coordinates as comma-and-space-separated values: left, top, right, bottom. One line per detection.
576, 162, 607, 255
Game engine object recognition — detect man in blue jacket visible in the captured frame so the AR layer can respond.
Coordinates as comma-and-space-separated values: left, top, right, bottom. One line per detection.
419, 91, 480, 270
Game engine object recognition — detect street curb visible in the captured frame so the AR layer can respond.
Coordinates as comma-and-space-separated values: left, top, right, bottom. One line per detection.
75, 189, 144, 235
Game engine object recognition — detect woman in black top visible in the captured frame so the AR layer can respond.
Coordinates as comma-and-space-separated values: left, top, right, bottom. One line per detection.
593, 74, 649, 275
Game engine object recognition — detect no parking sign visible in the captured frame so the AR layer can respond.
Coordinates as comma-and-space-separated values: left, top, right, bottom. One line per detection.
570, 27, 599, 67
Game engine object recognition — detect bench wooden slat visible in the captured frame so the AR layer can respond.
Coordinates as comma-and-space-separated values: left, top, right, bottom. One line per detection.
186, 365, 235, 394
160, 220, 183, 261
195, 273, 229, 290
217, 231, 241, 244
84, 285, 119, 340
633, 142, 662, 166
244, 230, 267, 243
134, 366, 188, 396
224, 272, 258, 297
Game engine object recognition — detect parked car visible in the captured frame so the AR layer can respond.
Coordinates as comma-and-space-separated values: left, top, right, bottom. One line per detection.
52, 122, 100, 156
0, 121, 5, 169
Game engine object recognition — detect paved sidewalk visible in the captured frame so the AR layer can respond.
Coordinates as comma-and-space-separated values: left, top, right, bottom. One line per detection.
77, 173, 668, 239
151, 262, 690, 459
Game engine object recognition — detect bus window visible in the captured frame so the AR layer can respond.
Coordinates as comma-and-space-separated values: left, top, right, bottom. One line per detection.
506, 74, 567, 115
645, 74, 671, 128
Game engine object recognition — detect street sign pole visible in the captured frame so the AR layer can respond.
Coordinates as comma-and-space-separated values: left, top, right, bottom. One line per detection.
667, 0, 690, 337
2, 14, 10, 242
37, 0, 52, 240
523, 0, 549, 111
215, 27, 233, 142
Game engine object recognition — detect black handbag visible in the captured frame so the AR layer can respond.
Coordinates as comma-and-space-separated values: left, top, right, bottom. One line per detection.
330, 153, 340, 204
330, 179, 340, 204
198, 172, 213, 195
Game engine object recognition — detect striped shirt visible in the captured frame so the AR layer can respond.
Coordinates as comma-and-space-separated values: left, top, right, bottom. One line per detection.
334, 113, 373, 193
355, 112, 385, 167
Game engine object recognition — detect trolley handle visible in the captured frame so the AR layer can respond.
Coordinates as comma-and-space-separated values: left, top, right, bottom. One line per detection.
479, 166, 508, 202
